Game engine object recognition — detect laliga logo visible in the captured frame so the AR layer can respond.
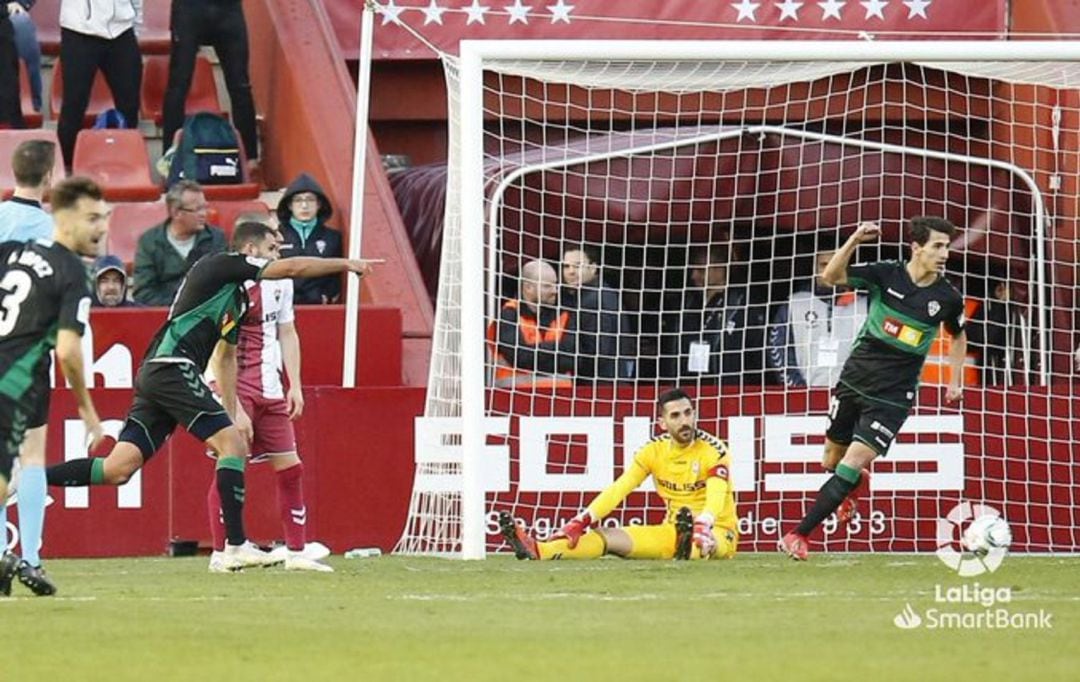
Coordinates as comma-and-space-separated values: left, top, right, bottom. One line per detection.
936, 501, 1010, 577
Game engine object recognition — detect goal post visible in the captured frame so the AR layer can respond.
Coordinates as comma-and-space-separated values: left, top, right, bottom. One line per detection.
400, 40, 1080, 559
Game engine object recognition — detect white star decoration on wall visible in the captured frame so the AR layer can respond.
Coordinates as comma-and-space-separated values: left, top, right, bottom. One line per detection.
818, 0, 846, 21
421, 0, 448, 25
371, 0, 930, 27
547, 0, 574, 23
463, 0, 491, 25
860, 0, 888, 20
505, 0, 532, 24
776, 0, 804, 21
732, 0, 761, 23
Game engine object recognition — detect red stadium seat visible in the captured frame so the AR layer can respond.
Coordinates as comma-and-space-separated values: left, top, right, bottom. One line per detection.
207, 200, 271, 241
19, 62, 43, 128
0, 129, 66, 198
141, 55, 224, 125
36, 0, 170, 55
107, 201, 168, 270
139, 2, 172, 54
49, 60, 116, 126
72, 130, 161, 202
30, 0, 60, 55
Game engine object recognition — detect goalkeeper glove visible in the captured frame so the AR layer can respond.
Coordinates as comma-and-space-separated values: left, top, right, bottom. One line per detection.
693, 513, 717, 558
551, 510, 596, 548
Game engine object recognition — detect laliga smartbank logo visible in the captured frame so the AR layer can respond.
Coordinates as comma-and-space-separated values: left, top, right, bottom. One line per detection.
892, 501, 1053, 631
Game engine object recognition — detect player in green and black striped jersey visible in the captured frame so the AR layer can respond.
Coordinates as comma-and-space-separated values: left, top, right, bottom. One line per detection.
780, 217, 967, 561
0, 177, 109, 596
46, 221, 376, 572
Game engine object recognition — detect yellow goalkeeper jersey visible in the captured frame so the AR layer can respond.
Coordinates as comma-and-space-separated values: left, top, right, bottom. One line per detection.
586, 429, 737, 529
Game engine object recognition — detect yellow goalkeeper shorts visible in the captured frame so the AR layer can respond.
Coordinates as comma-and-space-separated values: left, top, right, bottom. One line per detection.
623, 523, 738, 560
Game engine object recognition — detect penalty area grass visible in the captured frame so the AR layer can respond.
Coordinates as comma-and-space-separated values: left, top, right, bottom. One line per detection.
2, 553, 1076, 681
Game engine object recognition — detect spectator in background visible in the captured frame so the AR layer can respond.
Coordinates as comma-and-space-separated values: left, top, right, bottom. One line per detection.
0, 139, 54, 241
488, 259, 576, 389
0, 1, 24, 128
92, 254, 139, 307
276, 173, 342, 304
560, 246, 635, 381
768, 249, 868, 387
133, 179, 226, 305
661, 246, 768, 385
966, 279, 1030, 385
162, 0, 258, 168
57, 0, 142, 167
11, 2, 41, 114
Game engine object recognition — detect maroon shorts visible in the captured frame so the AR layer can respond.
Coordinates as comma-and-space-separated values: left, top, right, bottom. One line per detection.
239, 392, 298, 462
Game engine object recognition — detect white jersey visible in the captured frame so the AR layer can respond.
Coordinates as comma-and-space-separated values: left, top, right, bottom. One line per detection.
236, 278, 295, 399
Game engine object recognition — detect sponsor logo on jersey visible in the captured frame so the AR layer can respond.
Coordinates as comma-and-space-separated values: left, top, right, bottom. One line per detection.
928, 300, 941, 316
886, 287, 906, 300
656, 478, 706, 493
883, 317, 923, 347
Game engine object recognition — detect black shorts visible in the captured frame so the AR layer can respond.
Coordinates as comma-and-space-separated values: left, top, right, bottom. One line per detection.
825, 382, 910, 456
0, 394, 30, 482
119, 361, 232, 460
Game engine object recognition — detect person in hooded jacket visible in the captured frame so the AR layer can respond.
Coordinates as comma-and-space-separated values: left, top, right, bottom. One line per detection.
276, 173, 343, 305
92, 254, 140, 307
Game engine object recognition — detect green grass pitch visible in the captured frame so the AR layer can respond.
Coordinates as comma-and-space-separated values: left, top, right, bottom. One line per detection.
3, 554, 1076, 681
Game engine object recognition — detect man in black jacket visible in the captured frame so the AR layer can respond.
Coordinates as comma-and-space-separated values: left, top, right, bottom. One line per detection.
276, 173, 343, 304
0, 0, 27, 128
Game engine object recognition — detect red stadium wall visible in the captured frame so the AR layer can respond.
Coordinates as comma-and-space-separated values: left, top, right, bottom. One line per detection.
27, 382, 1076, 557
474, 386, 1078, 553
0, 307, 425, 558
24, 387, 423, 558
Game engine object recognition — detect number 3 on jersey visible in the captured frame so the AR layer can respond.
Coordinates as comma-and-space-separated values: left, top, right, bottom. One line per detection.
0, 270, 33, 336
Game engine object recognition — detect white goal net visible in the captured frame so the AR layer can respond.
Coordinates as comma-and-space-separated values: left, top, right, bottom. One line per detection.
397, 41, 1080, 558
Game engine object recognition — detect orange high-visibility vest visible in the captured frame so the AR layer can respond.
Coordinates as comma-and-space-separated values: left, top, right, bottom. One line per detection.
487, 300, 573, 388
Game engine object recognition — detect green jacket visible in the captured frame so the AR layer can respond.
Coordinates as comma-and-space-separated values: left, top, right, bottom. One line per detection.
132, 221, 227, 306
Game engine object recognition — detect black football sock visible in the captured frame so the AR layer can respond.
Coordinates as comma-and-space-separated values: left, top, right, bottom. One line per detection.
795, 465, 861, 537
46, 458, 106, 487
216, 456, 247, 546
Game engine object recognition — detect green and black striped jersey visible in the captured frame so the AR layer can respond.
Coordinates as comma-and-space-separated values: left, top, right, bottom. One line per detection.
143, 252, 268, 371
838, 260, 965, 406
0, 239, 92, 402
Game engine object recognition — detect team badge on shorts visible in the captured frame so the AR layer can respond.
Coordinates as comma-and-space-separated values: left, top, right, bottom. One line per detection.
928, 300, 940, 316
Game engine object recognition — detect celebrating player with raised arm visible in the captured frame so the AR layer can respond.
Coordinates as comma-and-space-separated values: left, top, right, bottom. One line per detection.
779, 217, 967, 560
500, 388, 738, 561
46, 222, 374, 571
0, 177, 107, 596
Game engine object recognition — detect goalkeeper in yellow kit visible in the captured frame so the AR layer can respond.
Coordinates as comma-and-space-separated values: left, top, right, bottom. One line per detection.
499, 388, 738, 560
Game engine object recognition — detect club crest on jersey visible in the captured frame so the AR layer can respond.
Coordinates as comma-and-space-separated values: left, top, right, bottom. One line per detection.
315, 240, 327, 255
804, 310, 819, 327
928, 300, 940, 317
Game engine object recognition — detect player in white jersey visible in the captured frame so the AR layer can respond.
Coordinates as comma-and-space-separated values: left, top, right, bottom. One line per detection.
207, 217, 331, 572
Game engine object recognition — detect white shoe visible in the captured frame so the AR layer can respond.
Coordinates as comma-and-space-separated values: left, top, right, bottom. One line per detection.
217, 541, 281, 571
269, 541, 331, 563
207, 551, 230, 573
284, 552, 334, 573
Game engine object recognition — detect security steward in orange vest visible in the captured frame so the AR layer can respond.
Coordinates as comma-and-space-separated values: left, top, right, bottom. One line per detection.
488, 259, 576, 389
